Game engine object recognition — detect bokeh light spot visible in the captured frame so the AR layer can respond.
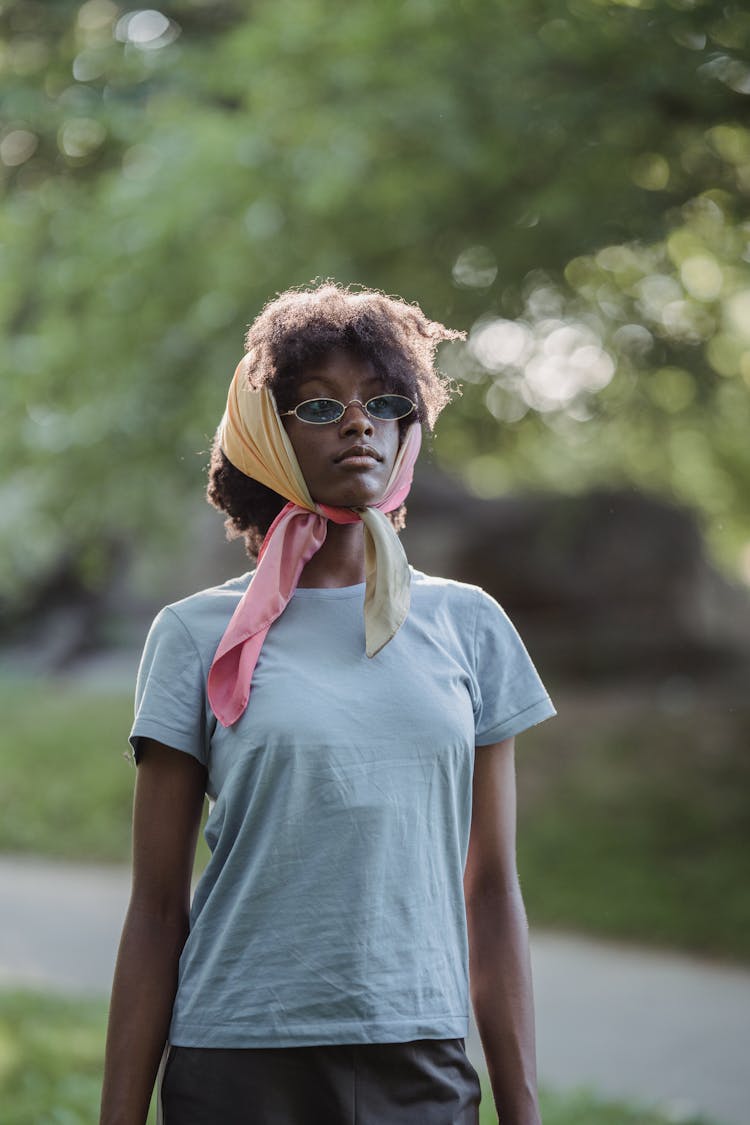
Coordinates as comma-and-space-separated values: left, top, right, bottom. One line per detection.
469, 318, 532, 371
72, 50, 108, 82
635, 274, 682, 321
725, 290, 750, 341
57, 118, 106, 160
115, 9, 179, 49
485, 382, 528, 423
78, 0, 118, 33
0, 130, 38, 167
707, 123, 750, 166
671, 28, 706, 51
666, 228, 706, 266
612, 323, 653, 359
680, 255, 723, 301
661, 299, 713, 342
631, 152, 670, 191
707, 333, 745, 377
706, 57, 750, 96
595, 245, 637, 273
522, 337, 614, 412
452, 245, 498, 290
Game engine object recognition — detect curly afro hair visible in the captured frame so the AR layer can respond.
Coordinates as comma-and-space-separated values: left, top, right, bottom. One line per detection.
207, 281, 463, 557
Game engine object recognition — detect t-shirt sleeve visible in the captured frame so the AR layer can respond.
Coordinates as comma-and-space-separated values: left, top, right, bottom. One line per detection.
129, 606, 209, 765
472, 587, 556, 746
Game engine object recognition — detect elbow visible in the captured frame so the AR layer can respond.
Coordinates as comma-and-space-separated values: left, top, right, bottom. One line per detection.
464, 866, 525, 917
465, 873, 530, 955
124, 889, 191, 939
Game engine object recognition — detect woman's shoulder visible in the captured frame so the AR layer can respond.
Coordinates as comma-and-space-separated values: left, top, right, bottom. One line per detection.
166, 571, 255, 615
409, 567, 516, 637
409, 567, 491, 608
409, 567, 503, 628
146, 571, 255, 655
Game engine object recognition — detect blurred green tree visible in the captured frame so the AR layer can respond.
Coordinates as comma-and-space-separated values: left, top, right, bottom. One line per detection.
2, 0, 749, 612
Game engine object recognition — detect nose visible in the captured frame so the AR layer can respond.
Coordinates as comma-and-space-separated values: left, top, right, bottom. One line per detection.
339, 399, 374, 436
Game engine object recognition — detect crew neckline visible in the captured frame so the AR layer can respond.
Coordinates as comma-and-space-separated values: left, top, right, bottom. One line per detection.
292, 582, 367, 599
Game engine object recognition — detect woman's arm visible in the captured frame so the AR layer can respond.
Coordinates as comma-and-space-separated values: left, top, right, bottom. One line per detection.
100, 739, 207, 1125
464, 736, 541, 1125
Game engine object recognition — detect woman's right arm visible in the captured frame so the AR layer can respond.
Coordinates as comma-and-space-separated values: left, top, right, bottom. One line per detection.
100, 739, 207, 1125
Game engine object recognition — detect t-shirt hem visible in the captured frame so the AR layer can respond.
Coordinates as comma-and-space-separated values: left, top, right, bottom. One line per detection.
168, 1015, 469, 1048
475, 695, 556, 746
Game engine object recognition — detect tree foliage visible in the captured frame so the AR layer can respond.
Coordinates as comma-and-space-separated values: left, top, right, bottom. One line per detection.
2, 0, 749, 606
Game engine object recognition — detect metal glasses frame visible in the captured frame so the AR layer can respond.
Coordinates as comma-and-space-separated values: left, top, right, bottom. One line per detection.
280, 395, 417, 424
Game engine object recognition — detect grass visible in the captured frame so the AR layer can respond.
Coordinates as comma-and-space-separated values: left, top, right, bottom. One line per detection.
515, 687, 750, 962
0, 681, 136, 862
0, 990, 715, 1125
0, 678, 212, 872
0, 990, 156, 1125
1, 675, 748, 960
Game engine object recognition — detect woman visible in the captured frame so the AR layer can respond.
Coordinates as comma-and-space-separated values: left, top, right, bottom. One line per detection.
100, 282, 555, 1125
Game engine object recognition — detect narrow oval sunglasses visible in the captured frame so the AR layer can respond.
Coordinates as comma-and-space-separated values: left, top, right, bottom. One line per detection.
281, 394, 417, 425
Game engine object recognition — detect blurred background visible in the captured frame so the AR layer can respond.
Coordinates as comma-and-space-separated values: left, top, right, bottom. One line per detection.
1, 1, 749, 1122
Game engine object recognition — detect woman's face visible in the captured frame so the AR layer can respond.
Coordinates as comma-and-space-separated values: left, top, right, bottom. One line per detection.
281, 349, 401, 508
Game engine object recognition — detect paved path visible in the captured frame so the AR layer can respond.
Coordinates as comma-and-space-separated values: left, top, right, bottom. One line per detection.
2, 855, 749, 1125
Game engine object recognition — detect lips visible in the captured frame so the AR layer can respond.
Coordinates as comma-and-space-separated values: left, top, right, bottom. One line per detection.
334, 445, 382, 463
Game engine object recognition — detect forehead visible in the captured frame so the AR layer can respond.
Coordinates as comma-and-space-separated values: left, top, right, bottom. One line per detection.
296, 349, 382, 395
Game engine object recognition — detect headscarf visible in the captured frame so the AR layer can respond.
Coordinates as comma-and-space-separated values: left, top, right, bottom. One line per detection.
207, 356, 422, 727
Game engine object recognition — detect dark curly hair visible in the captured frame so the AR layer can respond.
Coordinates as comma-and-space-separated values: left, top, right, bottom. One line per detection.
207, 281, 463, 557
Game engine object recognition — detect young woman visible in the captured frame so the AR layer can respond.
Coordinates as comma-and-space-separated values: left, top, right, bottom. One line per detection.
100, 282, 555, 1125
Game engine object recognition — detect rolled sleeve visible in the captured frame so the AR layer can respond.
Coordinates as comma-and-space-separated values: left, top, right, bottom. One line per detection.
129, 606, 210, 765
472, 588, 556, 746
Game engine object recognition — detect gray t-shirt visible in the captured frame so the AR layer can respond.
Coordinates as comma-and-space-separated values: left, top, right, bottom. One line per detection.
130, 568, 555, 1048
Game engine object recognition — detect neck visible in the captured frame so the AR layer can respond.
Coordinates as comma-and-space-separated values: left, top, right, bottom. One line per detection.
296, 521, 367, 588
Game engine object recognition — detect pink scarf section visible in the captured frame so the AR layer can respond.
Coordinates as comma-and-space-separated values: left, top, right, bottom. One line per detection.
207, 425, 421, 728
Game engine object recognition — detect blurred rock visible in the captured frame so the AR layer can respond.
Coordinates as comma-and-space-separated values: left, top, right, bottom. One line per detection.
0, 544, 127, 672
401, 465, 750, 681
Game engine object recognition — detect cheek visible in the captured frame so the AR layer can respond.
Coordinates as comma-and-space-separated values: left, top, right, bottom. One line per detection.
384, 428, 401, 473
282, 423, 314, 471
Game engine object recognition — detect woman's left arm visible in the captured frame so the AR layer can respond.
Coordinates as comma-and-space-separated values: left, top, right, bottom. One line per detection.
464, 736, 541, 1125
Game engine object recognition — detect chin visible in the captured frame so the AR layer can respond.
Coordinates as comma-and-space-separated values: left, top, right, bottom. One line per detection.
328, 490, 379, 509
314, 480, 383, 508
314, 471, 389, 509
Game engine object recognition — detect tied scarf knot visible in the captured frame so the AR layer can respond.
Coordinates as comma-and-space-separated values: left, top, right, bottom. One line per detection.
206, 371, 421, 727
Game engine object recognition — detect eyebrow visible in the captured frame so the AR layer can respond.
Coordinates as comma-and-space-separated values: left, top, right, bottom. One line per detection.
296, 374, 384, 396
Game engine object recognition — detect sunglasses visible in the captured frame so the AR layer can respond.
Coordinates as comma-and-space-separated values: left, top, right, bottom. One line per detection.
281, 395, 417, 425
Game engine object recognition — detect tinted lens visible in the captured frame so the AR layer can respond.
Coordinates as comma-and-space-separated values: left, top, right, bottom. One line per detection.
366, 395, 415, 420
295, 398, 343, 423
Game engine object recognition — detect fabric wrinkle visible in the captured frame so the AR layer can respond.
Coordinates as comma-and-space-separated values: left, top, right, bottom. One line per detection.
130, 570, 556, 1049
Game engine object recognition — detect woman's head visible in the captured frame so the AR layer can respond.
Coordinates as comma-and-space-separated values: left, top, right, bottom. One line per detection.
207, 281, 463, 555
278, 348, 404, 511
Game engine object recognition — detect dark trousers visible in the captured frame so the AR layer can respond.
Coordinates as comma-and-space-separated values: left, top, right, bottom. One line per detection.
161, 1039, 481, 1124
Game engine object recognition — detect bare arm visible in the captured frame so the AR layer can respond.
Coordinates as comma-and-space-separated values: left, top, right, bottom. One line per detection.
100, 740, 207, 1125
464, 737, 541, 1125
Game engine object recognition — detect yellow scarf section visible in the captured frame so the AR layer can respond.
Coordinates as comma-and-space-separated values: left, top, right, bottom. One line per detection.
218, 358, 417, 657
